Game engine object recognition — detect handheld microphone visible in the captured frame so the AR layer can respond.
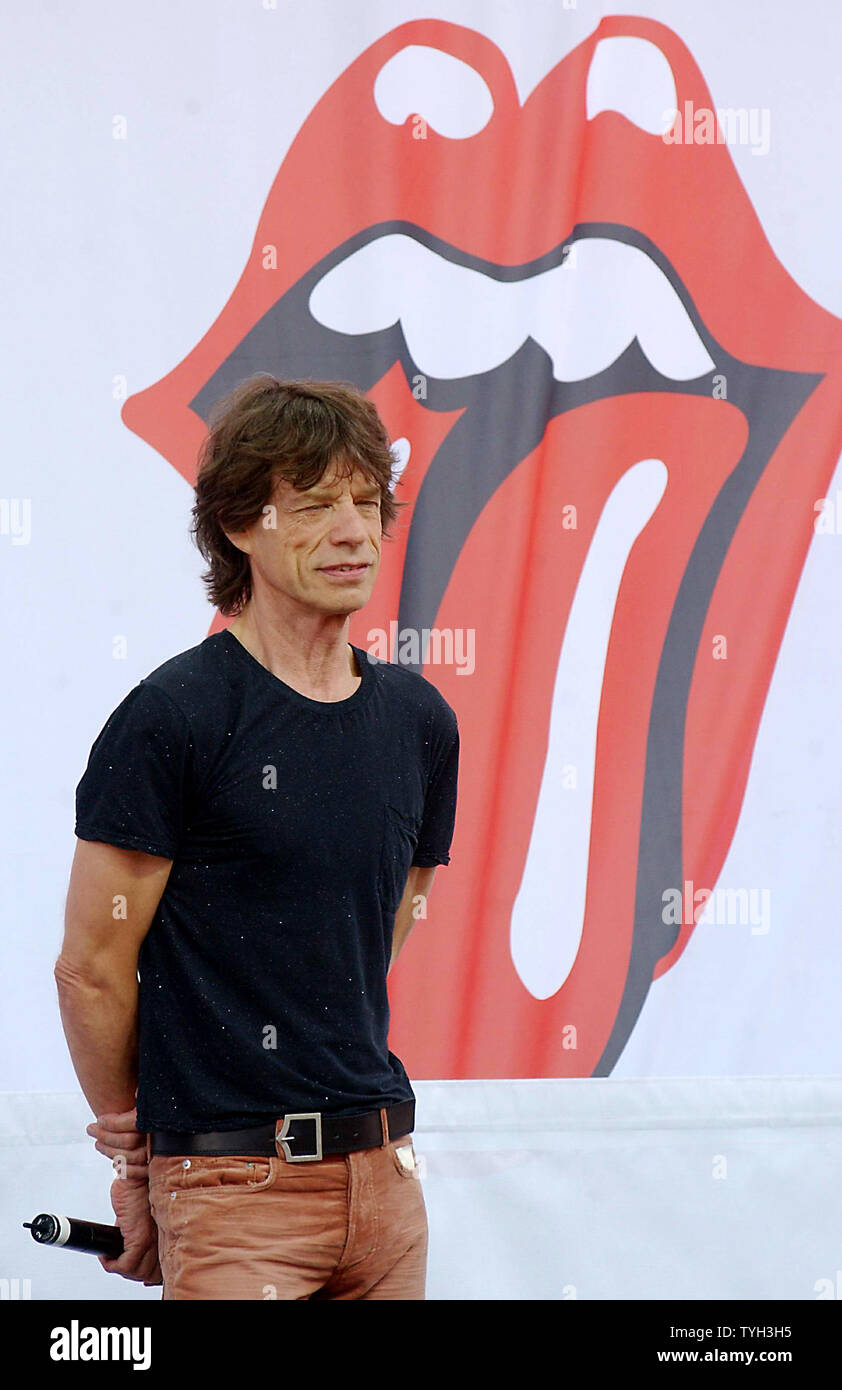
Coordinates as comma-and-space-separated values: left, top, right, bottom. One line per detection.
23, 1213, 124, 1258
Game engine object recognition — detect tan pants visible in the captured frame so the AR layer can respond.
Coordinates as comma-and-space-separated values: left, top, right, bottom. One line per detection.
147, 1130, 427, 1300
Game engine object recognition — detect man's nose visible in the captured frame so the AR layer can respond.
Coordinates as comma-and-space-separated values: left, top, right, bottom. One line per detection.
329, 498, 370, 542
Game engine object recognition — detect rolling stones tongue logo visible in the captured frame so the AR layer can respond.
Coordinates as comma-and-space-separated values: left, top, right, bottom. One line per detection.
123, 17, 842, 1077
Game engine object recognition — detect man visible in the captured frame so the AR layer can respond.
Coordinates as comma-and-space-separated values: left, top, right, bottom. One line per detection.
55, 375, 459, 1300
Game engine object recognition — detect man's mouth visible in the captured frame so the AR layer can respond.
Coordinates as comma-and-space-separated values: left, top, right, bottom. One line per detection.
120, 15, 842, 1079
319, 562, 370, 578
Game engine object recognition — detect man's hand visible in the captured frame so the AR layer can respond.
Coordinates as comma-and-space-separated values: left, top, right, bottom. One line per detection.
87, 1106, 148, 1178
99, 1175, 162, 1285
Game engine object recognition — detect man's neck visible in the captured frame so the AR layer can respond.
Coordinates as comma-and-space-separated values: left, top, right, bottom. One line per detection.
227, 607, 361, 701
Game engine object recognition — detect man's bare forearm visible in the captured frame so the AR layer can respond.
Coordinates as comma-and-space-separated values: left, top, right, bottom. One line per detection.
389, 866, 437, 972
54, 961, 139, 1118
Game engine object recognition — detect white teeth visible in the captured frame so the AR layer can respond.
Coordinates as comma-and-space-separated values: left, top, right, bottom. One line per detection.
309, 234, 714, 383
510, 459, 668, 1000
586, 36, 677, 136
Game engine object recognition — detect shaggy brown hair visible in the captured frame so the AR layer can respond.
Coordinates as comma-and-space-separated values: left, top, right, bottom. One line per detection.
190, 375, 406, 616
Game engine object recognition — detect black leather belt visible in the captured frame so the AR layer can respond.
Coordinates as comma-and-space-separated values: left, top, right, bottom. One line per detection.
148, 1099, 415, 1162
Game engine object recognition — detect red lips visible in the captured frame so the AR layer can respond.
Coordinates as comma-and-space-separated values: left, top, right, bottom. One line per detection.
122, 17, 842, 1077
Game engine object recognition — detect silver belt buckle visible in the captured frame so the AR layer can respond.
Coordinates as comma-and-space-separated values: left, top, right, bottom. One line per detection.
275, 1111, 323, 1162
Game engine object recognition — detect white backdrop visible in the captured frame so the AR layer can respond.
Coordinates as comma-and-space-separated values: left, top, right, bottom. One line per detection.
2, 0, 841, 1299
3, 1079, 841, 1301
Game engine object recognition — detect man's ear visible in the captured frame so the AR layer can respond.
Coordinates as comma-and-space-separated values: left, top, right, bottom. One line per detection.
220, 523, 252, 555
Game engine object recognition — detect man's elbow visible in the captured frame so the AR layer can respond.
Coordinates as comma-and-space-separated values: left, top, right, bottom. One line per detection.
54, 952, 119, 997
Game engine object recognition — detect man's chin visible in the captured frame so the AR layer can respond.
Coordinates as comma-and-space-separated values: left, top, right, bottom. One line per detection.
314, 570, 376, 609
314, 587, 373, 618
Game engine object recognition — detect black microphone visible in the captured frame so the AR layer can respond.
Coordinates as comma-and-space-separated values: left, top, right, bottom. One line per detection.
23, 1213, 124, 1258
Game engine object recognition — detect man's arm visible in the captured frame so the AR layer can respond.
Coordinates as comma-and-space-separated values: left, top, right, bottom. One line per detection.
55, 838, 174, 1287
388, 865, 437, 973
55, 838, 174, 1118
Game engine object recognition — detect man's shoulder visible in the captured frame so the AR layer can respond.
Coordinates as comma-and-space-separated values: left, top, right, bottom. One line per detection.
361, 648, 458, 735
139, 633, 230, 727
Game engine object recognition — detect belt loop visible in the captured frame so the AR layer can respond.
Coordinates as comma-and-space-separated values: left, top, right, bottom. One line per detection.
145, 1132, 151, 1163
379, 1106, 389, 1148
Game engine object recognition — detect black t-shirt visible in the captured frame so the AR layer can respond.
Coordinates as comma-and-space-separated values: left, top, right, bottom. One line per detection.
74, 630, 459, 1132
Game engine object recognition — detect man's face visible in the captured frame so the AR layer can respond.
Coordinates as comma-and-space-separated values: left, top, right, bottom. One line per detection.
227, 458, 383, 617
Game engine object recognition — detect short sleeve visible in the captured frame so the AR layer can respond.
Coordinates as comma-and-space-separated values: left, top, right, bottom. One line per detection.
412, 706, 459, 868
74, 682, 192, 859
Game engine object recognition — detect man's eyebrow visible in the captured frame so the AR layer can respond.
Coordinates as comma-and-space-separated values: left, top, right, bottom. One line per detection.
294, 482, 381, 501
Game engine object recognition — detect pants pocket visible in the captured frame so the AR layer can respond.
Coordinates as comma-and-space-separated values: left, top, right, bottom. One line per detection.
390, 1140, 419, 1178
151, 1155, 276, 1196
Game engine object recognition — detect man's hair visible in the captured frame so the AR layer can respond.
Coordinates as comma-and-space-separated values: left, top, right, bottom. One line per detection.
190, 375, 406, 616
